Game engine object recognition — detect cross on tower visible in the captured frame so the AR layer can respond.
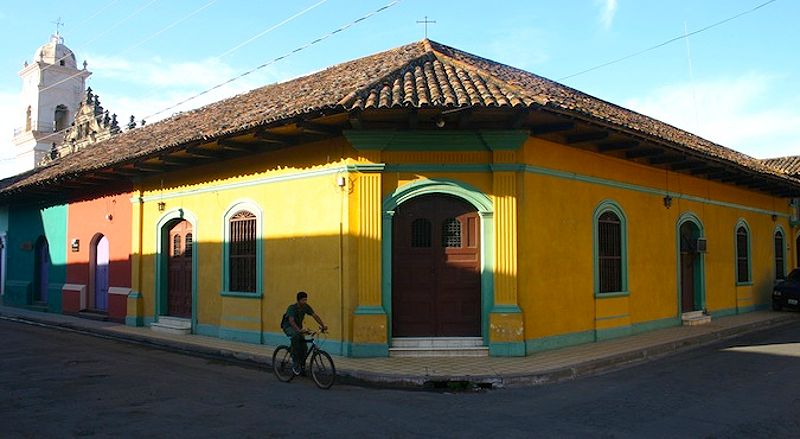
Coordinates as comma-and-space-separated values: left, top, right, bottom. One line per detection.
52, 16, 64, 36
416, 16, 436, 38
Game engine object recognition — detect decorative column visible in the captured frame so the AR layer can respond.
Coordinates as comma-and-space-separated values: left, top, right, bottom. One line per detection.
351, 151, 389, 356
489, 147, 526, 356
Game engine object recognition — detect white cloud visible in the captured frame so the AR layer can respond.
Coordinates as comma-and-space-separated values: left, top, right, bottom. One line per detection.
624, 73, 800, 159
596, 0, 618, 30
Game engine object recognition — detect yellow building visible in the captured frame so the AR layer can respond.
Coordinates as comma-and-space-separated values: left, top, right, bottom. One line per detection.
4, 40, 799, 357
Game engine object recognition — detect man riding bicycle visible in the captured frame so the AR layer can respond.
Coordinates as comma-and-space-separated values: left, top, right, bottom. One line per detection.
281, 291, 327, 375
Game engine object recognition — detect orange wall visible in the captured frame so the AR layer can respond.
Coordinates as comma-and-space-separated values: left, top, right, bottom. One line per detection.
66, 192, 132, 288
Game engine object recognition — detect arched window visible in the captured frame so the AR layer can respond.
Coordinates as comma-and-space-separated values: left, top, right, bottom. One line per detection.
735, 223, 751, 284
598, 211, 622, 293
54, 104, 68, 132
774, 229, 785, 280
442, 218, 461, 248
411, 218, 431, 248
222, 201, 263, 296
184, 233, 193, 257
594, 201, 628, 296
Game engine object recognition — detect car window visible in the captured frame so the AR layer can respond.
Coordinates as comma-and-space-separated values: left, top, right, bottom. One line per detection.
787, 269, 800, 281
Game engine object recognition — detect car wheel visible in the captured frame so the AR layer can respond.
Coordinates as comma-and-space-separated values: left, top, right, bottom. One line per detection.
772, 301, 782, 311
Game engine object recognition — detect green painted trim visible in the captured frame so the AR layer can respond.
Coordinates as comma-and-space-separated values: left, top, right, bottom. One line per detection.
490, 164, 526, 172
381, 178, 494, 342
348, 342, 389, 357
196, 323, 219, 338
735, 281, 754, 287
773, 225, 788, 281
631, 317, 680, 334
221, 200, 264, 297
155, 209, 199, 330
524, 164, 789, 219
344, 130, 527, 151
593, 200, 629, 296
384, 164, 490, 173
525, 330, 596, 353
709, 307, 738, 319
676, 212, 706, 315
220, 291, 263, 298
737, 304, 756, 313
734, 219, 753, 285
125, 316, 144, 327
138, 166, 345, 203
350, 164, 386, 173
354, 305, 386, 315
595, 291, 630, 298
127, 291, 142, 299
489, 341, 526, 357
219, 327, 262, 344
595, 313, 629, 321
595, 325, 632, 341
490, 304, 522, 313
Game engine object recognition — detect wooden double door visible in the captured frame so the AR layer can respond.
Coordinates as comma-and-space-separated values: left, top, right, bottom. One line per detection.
392, 194, 481, 337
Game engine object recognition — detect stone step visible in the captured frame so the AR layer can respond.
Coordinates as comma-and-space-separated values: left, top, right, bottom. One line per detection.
389, 346, 489, 358
151, 316, 191, 335
391, 337, 484, 349
682, 311, 711, 326
78, 310, 108, 321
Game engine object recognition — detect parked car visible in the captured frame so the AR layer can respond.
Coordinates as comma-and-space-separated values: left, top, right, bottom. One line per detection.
772, 269, 800, 311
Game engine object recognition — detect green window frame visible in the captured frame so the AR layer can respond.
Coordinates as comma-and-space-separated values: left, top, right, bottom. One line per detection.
735, 220, 752, 285
222, 201, 263, 297
593, 200, 628, 297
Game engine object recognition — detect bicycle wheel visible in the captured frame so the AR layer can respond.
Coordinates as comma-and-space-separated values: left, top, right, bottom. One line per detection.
272, 346, 295, 383
309, 350, 336, 389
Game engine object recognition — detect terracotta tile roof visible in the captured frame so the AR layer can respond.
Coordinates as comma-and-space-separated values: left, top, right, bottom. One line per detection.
762, 156, 800, 176
2, 39, 798, 197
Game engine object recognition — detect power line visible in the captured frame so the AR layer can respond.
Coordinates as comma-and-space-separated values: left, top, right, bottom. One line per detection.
143, 0, 403, 121
558, 0, 778, 81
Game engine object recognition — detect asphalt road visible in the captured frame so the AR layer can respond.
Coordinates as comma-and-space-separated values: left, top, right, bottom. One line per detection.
2, 318, 800, 438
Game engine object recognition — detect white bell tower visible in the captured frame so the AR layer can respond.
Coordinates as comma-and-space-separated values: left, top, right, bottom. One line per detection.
12, 32, 90, 174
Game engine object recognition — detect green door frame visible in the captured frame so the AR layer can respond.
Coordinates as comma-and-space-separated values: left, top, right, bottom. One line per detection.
155, 208, 198, 330
676, 212, 706, 315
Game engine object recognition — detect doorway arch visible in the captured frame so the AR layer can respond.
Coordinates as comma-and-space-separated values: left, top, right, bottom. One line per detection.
382, 179, 493, 340
34, 236, 50, 303
155, 209, 198, 323
89, 234, 109, 311
676, 212, 706, 314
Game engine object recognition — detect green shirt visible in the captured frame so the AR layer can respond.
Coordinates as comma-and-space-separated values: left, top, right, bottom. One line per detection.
282, 303, 315, 330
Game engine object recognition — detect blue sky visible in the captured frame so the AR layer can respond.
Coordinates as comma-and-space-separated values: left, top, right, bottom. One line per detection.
0, 0, 798, 175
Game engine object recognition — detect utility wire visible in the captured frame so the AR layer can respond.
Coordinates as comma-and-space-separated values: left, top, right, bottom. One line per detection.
558, 0, 778, 81
143, 0, 402, 121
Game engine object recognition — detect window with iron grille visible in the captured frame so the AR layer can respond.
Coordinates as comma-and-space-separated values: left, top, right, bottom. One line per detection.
172, 234, 181, 258
411, 218, 432, 247
775, 230, 785, 280
598, 211, 622, 293
229, 211, 256, 292
736, 226, 750, 283
442, 218, 461, 248
184, 233, 193, 257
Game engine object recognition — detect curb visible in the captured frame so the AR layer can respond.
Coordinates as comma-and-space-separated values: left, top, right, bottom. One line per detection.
1, 310, 796, 390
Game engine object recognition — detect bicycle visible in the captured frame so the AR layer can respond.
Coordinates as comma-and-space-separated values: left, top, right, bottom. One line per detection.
272, 329, 336, 389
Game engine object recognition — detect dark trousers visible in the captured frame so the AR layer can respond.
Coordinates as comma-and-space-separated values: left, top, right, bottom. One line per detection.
283, 327, 307, 367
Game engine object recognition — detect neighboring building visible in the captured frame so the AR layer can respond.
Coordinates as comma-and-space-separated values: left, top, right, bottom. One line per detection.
11, 33, 91, 176
762, 156, 800, 178
2, 40, 799, 357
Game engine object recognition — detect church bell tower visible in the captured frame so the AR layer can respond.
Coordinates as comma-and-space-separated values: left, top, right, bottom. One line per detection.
12, 32, 90, 174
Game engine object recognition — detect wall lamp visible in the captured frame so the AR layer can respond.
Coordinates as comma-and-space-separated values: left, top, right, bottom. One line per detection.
157, 201, 166, 212
663, 195, 673, 209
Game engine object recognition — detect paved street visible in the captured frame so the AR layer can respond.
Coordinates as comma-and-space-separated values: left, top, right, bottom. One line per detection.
2, 318, 800, 438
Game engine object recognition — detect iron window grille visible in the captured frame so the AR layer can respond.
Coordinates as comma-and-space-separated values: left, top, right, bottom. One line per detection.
598, 211, 622, 293
229, 211, 257, 292
172, 234, 181, 258
775, 231, 785, 280
442, 218, 462, 248
736, 226, 750, 283
411, 218, 432, 248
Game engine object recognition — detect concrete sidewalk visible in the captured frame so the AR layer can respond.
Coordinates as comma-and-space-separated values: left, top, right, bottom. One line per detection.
1, 305, 797, 389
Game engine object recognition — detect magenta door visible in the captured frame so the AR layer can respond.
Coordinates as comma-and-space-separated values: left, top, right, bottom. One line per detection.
94, 236, 109, 311
35, 237, 50, 303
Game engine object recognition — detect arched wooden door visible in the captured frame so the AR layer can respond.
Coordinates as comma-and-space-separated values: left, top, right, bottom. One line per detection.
679, 221, 701, 312
34, 237, 50, 303
94, 235, 109, 311
167, 220, 193, 318
392, 194, 481, 337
